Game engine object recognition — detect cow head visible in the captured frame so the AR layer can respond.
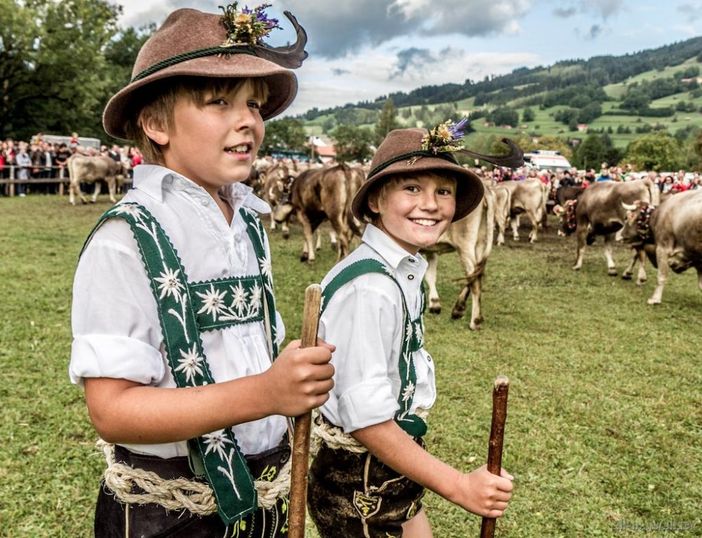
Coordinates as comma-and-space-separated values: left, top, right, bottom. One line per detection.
620, 200, 654, 245
554, 199, 578, 235
273, 202, 294, 223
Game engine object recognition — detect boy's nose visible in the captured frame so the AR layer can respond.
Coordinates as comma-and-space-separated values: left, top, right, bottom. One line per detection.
234, 105, 258, 130
420, 191, 439, 211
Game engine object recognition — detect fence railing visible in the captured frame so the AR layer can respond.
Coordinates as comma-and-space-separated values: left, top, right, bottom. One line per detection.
0, 165, 132, 197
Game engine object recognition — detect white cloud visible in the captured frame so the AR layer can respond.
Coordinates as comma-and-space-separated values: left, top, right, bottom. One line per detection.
283, 47, 540, 116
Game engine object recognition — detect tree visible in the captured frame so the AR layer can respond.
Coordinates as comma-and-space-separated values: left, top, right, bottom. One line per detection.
572, 133, 620, 169
260, 118, 307, 155
522, 107, 535, 122
375, 98, 399, 144
623, 133, 684, 171
0, 0, 126, 140
332, 125, 374, 163
488, 107, 519, 127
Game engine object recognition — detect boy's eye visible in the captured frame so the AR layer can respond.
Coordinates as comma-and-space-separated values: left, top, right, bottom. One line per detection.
438, 187, 454, 196
209, 98, 228, 105
404, 184, 420, 193
248, 100, 262, 110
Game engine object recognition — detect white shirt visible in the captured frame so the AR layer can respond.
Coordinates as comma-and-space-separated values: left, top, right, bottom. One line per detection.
318, 224, 436, 433
69, 164, 287, 458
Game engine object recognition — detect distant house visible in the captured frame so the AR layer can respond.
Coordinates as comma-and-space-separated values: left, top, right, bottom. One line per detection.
310, 135, 336, 163
577, 124, 588, 132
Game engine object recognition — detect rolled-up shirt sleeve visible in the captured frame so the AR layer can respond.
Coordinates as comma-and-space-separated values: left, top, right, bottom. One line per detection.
319, 275, 402, 433
69, 219, 166, 387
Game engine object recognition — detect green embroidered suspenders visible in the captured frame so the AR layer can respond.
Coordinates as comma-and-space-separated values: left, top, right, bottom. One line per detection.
84, 203, 280, 525
320, 258, 427, 438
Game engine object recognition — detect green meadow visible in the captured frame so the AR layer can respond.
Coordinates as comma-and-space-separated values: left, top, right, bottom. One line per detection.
1, 195, 700, 537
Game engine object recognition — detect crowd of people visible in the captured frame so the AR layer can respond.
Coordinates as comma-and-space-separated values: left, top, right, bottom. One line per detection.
2, 132, 701, 198
0, 132, 143, 196
485, 162, 702, 192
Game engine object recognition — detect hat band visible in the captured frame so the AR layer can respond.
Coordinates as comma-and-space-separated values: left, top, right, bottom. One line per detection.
131, 45, 258, 82
366, 150, 459, 181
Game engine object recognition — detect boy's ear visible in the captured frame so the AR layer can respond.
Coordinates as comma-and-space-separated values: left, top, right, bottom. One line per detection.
367, 192, 380, 215
139, 112, 169, 146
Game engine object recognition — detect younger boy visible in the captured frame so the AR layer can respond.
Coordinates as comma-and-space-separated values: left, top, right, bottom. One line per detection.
308, 125, 515, 537
69, 5, 334, 536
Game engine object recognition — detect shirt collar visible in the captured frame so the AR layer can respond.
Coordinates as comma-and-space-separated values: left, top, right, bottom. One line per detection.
362, 223, 422, 270
132, 164, 271, 214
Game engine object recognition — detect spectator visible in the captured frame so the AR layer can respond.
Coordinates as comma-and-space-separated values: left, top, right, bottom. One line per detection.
596, 163, 611, 182
69, 132, 79, 151
15, 141, 31, 197
661, 175, 674, 193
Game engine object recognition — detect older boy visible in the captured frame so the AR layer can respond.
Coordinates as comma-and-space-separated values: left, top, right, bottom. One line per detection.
69, 4, 333, 536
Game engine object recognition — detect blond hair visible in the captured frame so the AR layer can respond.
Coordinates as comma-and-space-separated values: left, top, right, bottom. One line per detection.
123, 77, 269, 164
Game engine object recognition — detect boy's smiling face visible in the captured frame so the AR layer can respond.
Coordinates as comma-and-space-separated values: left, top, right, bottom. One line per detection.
368, 173, 456, 254
157, 79, 264, 196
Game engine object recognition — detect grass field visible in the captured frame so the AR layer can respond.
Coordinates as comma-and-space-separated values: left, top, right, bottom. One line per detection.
1, 195, 701, 537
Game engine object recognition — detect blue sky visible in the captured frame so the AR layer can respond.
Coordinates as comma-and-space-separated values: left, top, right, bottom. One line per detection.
114, 1, 702, 116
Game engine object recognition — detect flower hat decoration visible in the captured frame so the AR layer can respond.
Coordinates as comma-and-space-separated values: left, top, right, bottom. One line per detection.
419, 117, 524, 168
220, 2, 282, 46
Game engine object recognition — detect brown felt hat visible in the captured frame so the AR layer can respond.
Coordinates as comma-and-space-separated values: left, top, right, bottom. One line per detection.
103, 7, 308, 140
352, 128, 485, 222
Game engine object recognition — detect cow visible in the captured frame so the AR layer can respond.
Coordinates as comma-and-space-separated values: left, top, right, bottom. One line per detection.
259, 161, 299, 237
422, 188, 495, 330
499, 178, 548, 243
273, 163, 363, 262
621, 190, 702, 304
554, 179, 660, 276
67, 155, 126, 205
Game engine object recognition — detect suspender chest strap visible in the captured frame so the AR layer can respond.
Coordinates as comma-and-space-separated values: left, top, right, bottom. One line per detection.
320, 258, 427, 438
84, 202, 281, 525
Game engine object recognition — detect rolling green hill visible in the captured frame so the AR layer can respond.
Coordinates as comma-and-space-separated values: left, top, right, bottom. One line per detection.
299, 36, 702, 151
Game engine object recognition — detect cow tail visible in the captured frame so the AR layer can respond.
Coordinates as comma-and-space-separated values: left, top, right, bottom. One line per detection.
483, 190, 495, 260
461, 258, 488, 286
645, 178, 661, 206
343, 165, 363, 236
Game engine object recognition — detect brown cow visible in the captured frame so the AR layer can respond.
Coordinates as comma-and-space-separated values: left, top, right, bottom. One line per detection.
67, 155, 126, 205
499, 178, 548, 242
621, 190, 702, 304
259, 161, 299, 237
273, 163, 362, 261
422, 188, 495, 330
554, 179, 660, 276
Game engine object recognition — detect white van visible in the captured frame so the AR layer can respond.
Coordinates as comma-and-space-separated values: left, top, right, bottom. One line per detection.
523, 150, 572, 172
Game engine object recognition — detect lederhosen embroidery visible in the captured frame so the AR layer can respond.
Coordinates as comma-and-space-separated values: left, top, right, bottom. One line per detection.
84, 202, 281, 527
309, 257, 427, 538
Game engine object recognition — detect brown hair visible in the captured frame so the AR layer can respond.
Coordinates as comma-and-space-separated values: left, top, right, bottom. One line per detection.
124, 77, 269, 164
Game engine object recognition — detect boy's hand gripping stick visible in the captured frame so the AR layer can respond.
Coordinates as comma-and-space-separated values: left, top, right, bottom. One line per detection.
288, 284, 322, 538
480, 375, 510, 538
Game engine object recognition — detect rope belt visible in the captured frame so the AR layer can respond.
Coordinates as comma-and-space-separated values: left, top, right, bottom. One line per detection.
311, 409, 430, 456
98, 440, 291, 514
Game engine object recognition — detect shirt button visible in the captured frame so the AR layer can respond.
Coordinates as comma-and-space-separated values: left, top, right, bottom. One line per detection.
408, 257, 416, 263
408, 274, 415, 280
200, 198, 209, 206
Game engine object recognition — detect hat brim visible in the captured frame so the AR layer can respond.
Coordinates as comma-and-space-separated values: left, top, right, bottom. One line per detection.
352, 156, 484, 222
103, 53, 297, 140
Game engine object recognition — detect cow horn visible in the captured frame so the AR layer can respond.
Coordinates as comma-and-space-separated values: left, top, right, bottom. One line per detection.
254, 11, 308, 68
622, 202, 637, 211
458, 138, 524, 169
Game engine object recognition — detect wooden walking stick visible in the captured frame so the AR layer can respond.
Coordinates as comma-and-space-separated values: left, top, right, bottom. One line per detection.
288, 284, 322, 538
480, 375, 510, 538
